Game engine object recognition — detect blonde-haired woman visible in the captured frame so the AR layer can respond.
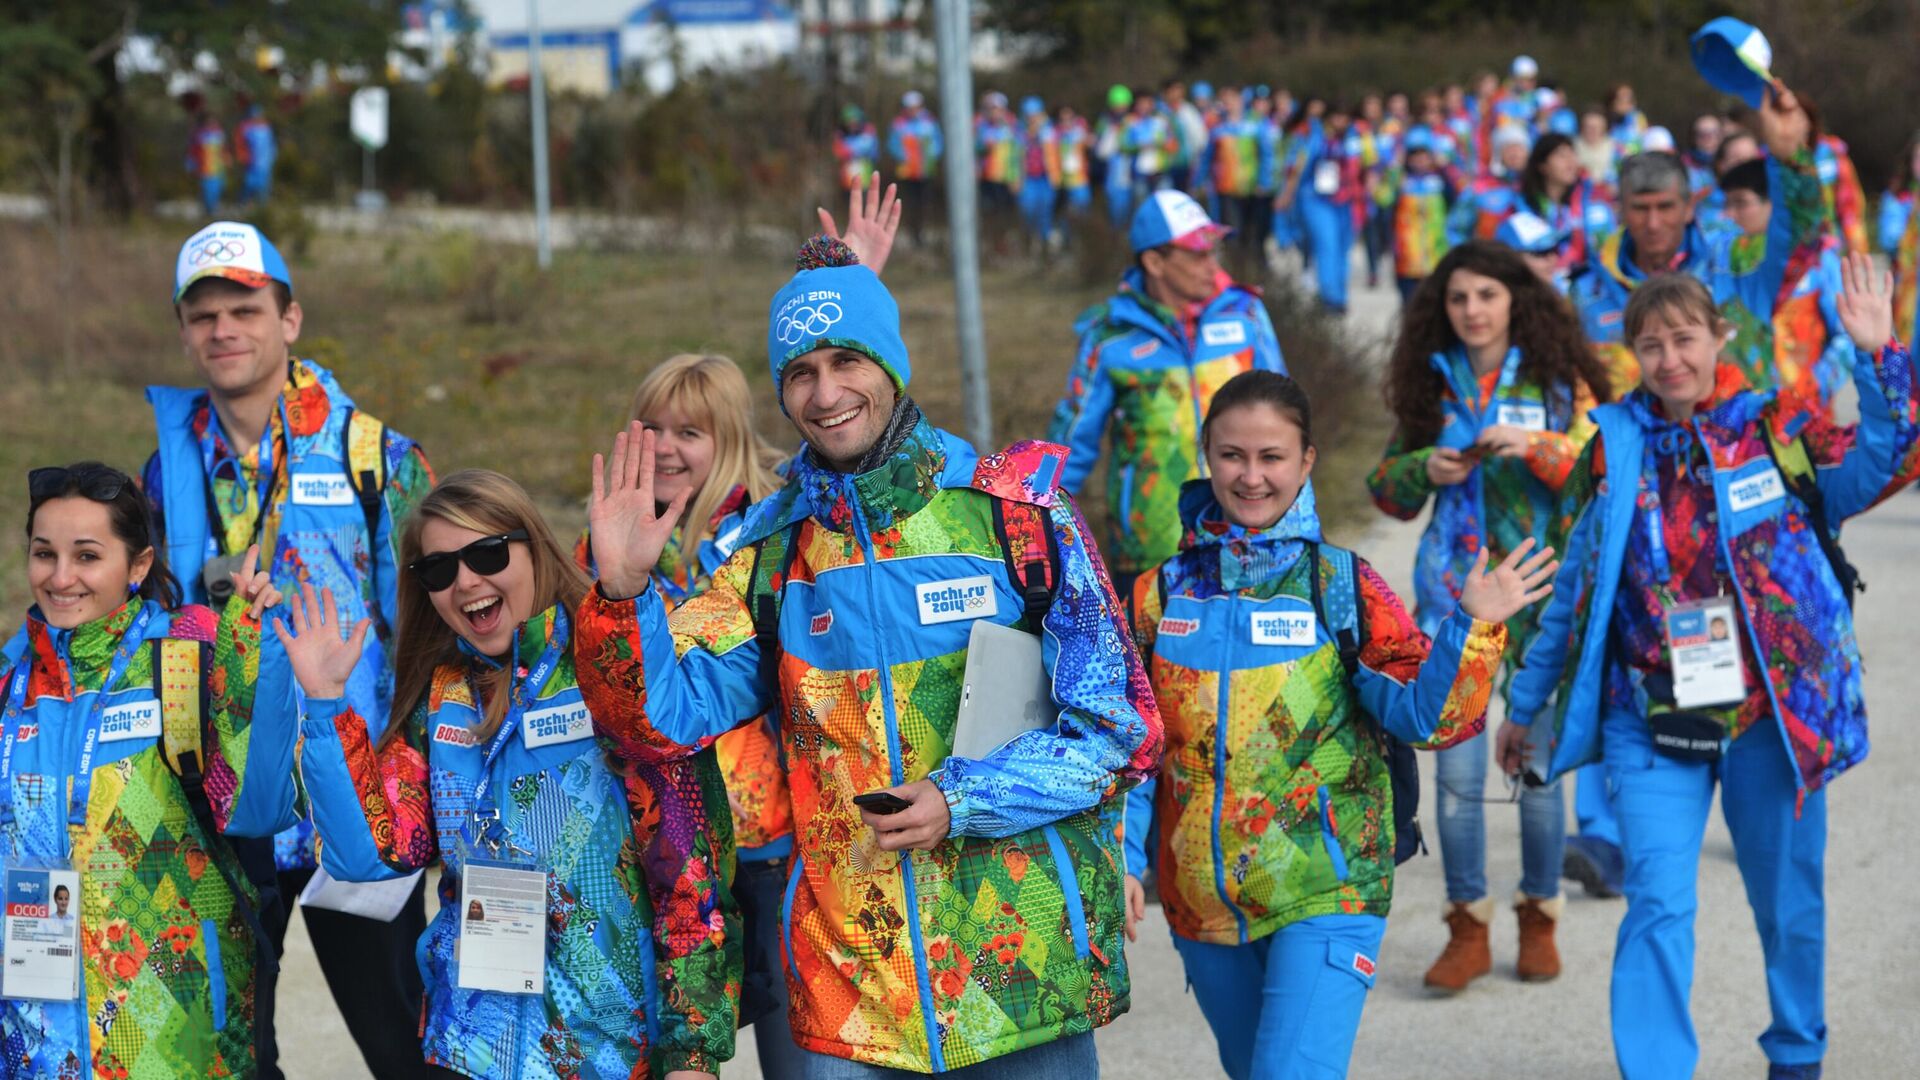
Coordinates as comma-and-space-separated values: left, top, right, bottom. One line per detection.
280, 469, 739, 1080
578, 352, 806, 1075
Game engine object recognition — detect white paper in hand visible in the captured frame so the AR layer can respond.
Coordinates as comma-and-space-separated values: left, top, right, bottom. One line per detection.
298, 864, 424, 922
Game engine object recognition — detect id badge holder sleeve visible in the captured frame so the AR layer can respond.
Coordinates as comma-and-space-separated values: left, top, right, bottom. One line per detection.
452, 821, 548, 997
1, 858, 83, 1003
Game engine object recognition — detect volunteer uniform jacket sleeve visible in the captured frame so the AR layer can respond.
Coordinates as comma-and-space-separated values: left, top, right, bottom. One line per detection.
627, 752, 741, 1075
297, 695, 439, 881
1349, 560, 1505, 750
1520, 380, 1601, 493
1121, 570, 1164, 879
1368, 428, 1440, 520
1507, 438, 1606, 727
206, 593, 302, 837
930, 497, 1163, 839
1048, 326, 1117, 496
1800, 339, 1920, 521
574, 546, 774, 765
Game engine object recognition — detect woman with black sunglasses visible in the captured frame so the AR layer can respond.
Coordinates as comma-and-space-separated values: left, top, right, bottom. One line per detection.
3, 462, 297, 1078
275, 468, 738, 1080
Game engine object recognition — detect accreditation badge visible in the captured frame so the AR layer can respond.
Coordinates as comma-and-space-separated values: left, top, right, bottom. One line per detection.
1663, 597, 1746, 710
455, 858, 547, 996
2, 865, 82, 1001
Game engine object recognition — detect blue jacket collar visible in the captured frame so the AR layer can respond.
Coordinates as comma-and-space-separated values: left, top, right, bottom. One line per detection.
1176, 478, 1324, 592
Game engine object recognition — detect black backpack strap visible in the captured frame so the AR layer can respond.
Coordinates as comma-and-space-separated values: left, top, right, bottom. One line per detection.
992, 499, 1061, 636
746, 523, 801, 694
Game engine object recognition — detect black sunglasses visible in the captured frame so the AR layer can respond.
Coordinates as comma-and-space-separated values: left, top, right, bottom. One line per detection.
28, 465, 130, 504
408, 529, 529, 592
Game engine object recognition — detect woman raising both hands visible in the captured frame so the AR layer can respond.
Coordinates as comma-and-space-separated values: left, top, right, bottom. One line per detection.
277, 469, 738, 1080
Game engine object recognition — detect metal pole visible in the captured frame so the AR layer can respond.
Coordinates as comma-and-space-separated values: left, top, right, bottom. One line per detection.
933, 0, 991, 449
527, 0, 553, 270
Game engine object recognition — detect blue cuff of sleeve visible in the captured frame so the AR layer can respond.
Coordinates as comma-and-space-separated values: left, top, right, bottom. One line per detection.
930, 766, 976, 838
300, 696, 348, 737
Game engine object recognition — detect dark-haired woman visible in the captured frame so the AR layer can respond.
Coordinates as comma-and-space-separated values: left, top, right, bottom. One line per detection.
1453, 134, 1612, 275
2, 463, 297, 1078
279, 468, 737, 1080
1367, 242, 1613, 996
1122, 370, 1554, 1079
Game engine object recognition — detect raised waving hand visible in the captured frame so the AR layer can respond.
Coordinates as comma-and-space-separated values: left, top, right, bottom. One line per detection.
228, 543, 283, 620
272, 583, 372, 700
1834, 249, 1894, 350
588, 422, 689, 601
817, 172, 902, 276
1457, 537, 1558, 626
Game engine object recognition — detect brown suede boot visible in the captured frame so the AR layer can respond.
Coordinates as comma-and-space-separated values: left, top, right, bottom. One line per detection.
1423, 898, 1494, 995
1514, 892, 1565, 982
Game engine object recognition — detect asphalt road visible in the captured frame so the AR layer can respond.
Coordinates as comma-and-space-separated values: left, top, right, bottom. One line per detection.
276, 264, 1920, 1078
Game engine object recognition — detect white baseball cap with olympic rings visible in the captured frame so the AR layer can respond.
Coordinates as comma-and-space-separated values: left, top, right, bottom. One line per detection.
174, 221, 293, 303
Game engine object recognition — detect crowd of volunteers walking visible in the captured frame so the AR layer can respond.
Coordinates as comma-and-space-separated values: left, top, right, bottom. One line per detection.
6, 16, 1919, 1080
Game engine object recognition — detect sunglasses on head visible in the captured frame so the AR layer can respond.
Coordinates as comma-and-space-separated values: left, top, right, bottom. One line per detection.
408, 529, 529, 592
28, 465, 130, 504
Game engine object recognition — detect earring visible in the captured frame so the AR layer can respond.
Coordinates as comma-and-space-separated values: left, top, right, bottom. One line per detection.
128, 580, 143, 595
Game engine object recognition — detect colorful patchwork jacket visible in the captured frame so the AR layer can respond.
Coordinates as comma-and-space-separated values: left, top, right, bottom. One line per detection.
1049, 270, 1285, 579
0, 596, 297, 1080
1712, 152, 1854, 415
146, 357, 433, 871
1508, 343, 1920, 800
887, 110, 943, 181
834, 123, 879, 192
1122, 482, 1504, 946
295, 604, 739, 1079
1392, 170, 1454, 280
1814, 134, 1870, 255
573, 423, 1161, 1073
1891, 186, 1920, 347
1368, 347, 1599, 679
1202, 116, 1277, 199
576, 485, 794, 861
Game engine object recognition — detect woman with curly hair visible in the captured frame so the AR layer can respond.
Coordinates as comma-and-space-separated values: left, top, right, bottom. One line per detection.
1367, 240, 1611, 997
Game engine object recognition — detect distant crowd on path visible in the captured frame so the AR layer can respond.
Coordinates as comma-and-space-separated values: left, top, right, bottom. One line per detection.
186, 103, 278, 216
6, 19, 1919, 1080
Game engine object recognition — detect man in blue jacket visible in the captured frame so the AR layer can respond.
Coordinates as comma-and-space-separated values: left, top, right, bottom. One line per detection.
144, 221, 436, 1080
1049, 191, 1285, 598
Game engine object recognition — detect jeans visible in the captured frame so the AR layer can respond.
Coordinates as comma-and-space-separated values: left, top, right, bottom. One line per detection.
799, 1031, 1097, 1079
1434, 728, 1565, 900
735, 855, 807, 1079
1019, 179, 1056, 244
1172, 915, 1385, 1080
1604, 708, 1827, 1078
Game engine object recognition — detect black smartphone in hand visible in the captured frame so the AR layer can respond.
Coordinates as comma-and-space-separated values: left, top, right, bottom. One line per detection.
852, 791, 914, 816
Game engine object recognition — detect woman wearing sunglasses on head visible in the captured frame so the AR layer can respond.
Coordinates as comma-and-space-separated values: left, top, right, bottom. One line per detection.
277, 468, 739, 1080
3, 462, 297, 1079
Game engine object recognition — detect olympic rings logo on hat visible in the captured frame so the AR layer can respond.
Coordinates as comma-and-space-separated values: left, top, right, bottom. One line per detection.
776, 302, 844, 346
190, 238, 248, 266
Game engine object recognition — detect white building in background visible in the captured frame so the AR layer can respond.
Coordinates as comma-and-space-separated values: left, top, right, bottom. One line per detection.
474, 0, 1028, 96
475, 0, 800, 95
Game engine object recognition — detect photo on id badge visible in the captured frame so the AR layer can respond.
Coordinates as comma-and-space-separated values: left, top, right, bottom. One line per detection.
3, 865, 82, 1002
1664, 597, 1745, 710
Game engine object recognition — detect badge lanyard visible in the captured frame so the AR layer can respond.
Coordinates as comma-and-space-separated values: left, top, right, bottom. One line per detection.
0, 605, 157, 835
199, 397, 290, 561
464, 609, 568, 858
1469, 347, 1524, 435
1639, 424, 1725, 597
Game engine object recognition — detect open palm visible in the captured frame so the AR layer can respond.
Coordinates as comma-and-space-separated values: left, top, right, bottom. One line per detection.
1458, 538, 1559, 626
272, 583, 371, 700
817, 172, 901, 276
589, 422, 689, 601
1834, 250, 1893, 350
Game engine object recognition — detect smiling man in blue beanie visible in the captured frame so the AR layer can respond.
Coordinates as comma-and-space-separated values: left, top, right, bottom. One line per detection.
576, 235, 1163, 1077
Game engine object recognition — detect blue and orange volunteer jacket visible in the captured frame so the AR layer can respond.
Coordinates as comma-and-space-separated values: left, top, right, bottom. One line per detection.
888, 110, 943, 181
1, 596, 296, 1079
573, 424, 1161, 1073
297, 603, 739, 1079
1123, 481, 1503, 945
146, 358, 432, 872
1049, 271, 1285, 579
